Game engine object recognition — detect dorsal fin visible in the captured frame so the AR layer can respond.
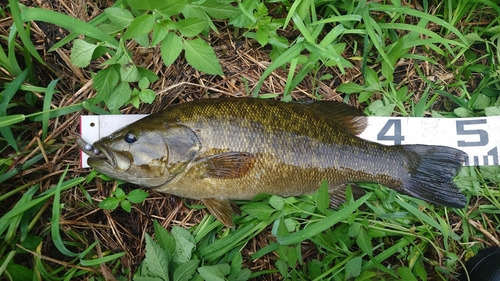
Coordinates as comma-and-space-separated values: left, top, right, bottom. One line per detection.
289, 101, 368, 135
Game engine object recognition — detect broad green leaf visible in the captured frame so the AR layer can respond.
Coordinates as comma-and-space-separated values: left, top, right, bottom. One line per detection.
172, 226, 196, 263
240, 202, 276, 220
275, 260, 288, 279
105, 7, 134, 28
269, 196, 285, 210
158, 0, 188, 17
93, 66, 120, 103
194, 0, 239, 19
395, 86, 409, 103
198, 264, 231, 281
485, 106, 500, 116
308, 259, 323, 279
144, 234, 170, 280
413, 261, 428, 281
153, 220, 176, 257
359, 92, 373, 103
381, 60, 394, 83
255, 24, 270, 46
124, 14, 155, 40
183, 38, 223, 75
71, 39, 99, 67
472, 94, 490, 110
230, 251, 244, 272
173, 259, 199, 281
25, 92, 37, 106
99, 197, 120, 210
131, 95, 140, 108
177, 18, 207, 37
454, 107, 474, 118
139, 89, 156, 104
161, 33, 183, 66
137, 67, 159, 83
182, 4, 217, 33
313, 180, 329, 215
345, 256, 362, 278
120, 62, 140, 82
135, 33, 150, 47
348, 222, 361, 237
229, 1, 258, 28
152, 23, 169, 46
101, 45, 126, 66
114, 187, 126, 200
232, 269, 252, 281
356, 229, 373, 255
4, 263, 33, 281
364, 67, 380, 86
127, 0, 169, 11
97, 23, 123, 35
121, 200, 132, 212
138, 77, 149, 90
127, 189, 149, 203
134, 277, 163, 281
107, 82, 132, 112
397, 266, 418, 281
368, 100, 395, 117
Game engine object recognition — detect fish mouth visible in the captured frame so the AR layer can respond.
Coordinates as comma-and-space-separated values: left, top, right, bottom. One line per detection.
77, 136, 117, 169
90, 143, 116, 169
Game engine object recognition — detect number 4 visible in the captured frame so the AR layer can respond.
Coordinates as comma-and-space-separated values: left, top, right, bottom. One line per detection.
377, 119, 405, 145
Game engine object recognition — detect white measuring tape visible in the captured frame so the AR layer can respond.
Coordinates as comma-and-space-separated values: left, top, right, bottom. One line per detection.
80, 115, 500, 168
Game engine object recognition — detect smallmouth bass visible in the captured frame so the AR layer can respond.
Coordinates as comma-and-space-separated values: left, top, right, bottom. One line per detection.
77, 97, 467, 227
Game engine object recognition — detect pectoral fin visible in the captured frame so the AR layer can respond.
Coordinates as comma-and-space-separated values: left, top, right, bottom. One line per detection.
199, 152, 256, 179
202, 198, 241, 227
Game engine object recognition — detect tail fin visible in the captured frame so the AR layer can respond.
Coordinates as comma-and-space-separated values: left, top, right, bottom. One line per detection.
400, 145, 467, 208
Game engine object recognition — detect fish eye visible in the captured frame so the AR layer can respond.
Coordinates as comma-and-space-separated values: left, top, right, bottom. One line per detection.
124, 132, 137, 143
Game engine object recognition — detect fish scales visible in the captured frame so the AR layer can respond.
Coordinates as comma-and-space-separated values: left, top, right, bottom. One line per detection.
78, 97, 467, 227
156, 98, 405, 197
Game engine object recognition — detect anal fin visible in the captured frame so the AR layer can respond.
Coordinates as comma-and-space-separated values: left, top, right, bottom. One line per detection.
202, 198, 240, 227
329, 184, 366, 208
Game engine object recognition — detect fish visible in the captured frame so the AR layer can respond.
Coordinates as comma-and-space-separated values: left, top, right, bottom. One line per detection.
77, 97, 467, 227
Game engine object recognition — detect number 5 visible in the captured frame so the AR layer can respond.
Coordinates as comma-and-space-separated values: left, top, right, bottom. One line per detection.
456, 119, 488, 147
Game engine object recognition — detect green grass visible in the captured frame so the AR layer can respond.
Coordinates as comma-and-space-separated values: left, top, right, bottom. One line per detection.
1, 0, 499, 280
